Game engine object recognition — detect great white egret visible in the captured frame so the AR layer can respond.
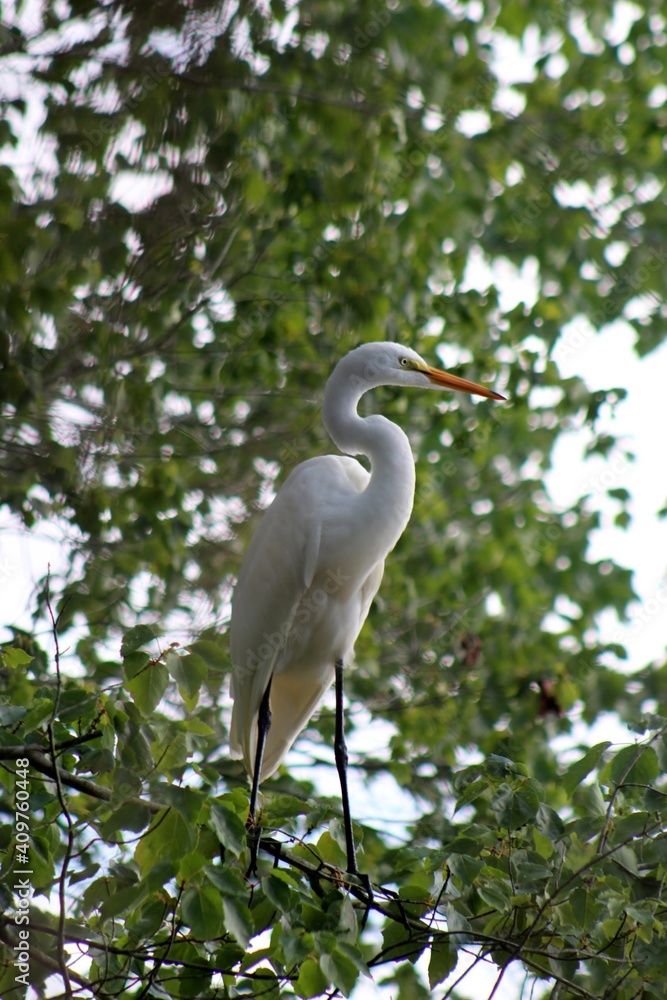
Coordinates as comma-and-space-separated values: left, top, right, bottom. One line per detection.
229, 342, 504, 878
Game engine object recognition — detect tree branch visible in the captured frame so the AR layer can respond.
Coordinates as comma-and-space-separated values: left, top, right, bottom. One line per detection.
0, 746, 162, 813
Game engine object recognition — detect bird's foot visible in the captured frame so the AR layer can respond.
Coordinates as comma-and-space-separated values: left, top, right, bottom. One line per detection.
346, 868, 373, 906
358, 872, 373, 904
245, 817, 262, 878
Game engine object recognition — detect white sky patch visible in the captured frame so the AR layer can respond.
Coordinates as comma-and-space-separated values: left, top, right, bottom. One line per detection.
455, 108, 491, 136
459, 246, 541, 315
0, 511, 83, 651
49, 399, 98, 446
460, 243, 494, 294
495, 255, 540, 312
489, 27, 543, 85
603, 0, 644, 46
206, 286, 236, 322
493, 84, 527, 117
568, 11, 605, 55
648, 83, 667, 108
108, 170, 174, 210
549, 322, 667, 671
437, 343, 474, 368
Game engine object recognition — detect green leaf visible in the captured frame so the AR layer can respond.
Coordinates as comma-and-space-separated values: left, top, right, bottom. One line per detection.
262, 871, 294, 913
177, 852, 208, 880
454, 776, 489, 812
168, 651, 207, 710
243, 170, 268, 207
381, 918, 413, 957
563, 742, 611, 795
609, 745, 660, 786
134, 809, 196, 875
168, 942, 212, 998
446, 903, 473, 945
535, 802, 565, 841
447, 853, 484, 885
223, 897, 253, 949
123, 650, 150, 680
68, 863, 100, 886
316, 829, 346, 867
428, 938, 457, 988
21, 698, 54, 731
205, 865, 247, 900
490, 781, 539, 829
121, 624, 162, 657
533, 831, 554, 859
181, 885, 224, 938
2, 646, 33, 668
99, 880, 148, 922
126, 661, 168, 713
181, 718, 215, 736
100, 802, 151, 837
209, 802, 246, 857
296, 957, 329, 998
27, 833, 55, 891
159, 785, 205, 822
320, 948, 359, 997
573, 781, 606, 817
475, 869, 512, 912
0, 705, 26, 725
511, 855, 551, 892
187, 639, 228, 671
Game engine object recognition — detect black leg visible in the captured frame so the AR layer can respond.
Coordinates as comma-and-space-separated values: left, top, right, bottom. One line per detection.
247, 676, 272, 875
334, 660, 373, 901
334, 658, 358, 874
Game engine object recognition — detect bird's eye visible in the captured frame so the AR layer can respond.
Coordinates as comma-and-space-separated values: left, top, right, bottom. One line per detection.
400, 357, 410, 367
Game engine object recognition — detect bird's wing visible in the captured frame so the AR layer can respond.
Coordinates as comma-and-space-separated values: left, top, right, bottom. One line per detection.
229, 455, 369, 778
259, 551, 386, 782
356, 558, 385, 637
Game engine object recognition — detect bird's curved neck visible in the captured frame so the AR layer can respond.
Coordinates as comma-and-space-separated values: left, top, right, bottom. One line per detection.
322, 363, 416, 548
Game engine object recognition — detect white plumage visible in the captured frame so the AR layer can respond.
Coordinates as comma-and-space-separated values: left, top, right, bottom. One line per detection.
229, 342, 503, 803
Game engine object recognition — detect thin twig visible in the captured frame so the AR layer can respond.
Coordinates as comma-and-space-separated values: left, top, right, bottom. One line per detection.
0, 745, 162, 812
45, 567, 73, 999
597, 725, 667, 852
0, 919, 91, 991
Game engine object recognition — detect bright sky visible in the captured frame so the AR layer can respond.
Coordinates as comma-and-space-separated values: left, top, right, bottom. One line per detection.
548, 323, 667, 671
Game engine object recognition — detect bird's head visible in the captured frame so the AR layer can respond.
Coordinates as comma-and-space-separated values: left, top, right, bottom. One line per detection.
340, 342, 505, 401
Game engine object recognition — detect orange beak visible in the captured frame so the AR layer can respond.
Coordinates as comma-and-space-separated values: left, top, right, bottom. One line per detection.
423, 365, 506, 401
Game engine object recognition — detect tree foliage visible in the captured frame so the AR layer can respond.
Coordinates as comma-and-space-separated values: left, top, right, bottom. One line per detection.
1, 0, 667, 997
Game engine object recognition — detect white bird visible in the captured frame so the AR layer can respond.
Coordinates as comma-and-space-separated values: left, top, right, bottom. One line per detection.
229, 342, 504, 876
